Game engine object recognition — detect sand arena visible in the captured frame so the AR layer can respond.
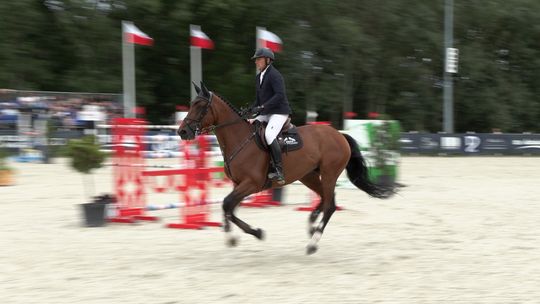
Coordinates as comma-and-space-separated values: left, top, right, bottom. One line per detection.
1, 157, 539, 303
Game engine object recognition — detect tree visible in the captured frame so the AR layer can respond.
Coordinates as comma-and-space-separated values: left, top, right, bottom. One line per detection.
1, 0, 539, 132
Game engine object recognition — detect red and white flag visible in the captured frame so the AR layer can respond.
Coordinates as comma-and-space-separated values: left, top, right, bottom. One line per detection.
190, 27, 214, 49
123, 22, 153, 46
257, 28, 282, 52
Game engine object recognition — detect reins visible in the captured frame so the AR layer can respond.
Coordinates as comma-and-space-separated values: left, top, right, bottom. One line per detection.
194, 92, 253, 135
198, 116, 247, 135
217, 125, 256, 183
188, 93, 257, 180
226, 131, 256, 162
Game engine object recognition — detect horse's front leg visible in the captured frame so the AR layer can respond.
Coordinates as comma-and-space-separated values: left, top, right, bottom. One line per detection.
222, 188, 264, 247
222, 201, 236, 247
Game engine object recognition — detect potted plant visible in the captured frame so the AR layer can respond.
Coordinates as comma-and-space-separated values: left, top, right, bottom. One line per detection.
366, 118, 401, 187
65, 135, 108, 226
0, 148, 15, 186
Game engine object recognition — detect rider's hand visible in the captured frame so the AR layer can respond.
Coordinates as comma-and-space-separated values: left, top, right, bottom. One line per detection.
246, 106, 261, 119
247, 119, 256, 124
250, 105, 264, 115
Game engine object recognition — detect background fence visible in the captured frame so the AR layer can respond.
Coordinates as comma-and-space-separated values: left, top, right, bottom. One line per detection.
3, 131, 539, 157
400, 132, 540, 155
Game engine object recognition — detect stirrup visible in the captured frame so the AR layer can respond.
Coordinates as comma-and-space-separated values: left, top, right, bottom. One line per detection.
268, 171, 285, 184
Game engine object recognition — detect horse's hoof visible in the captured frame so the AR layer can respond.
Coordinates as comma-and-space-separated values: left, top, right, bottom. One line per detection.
226, 237, 238, 247
254, 228, 265, 240
306, 245, 318, 255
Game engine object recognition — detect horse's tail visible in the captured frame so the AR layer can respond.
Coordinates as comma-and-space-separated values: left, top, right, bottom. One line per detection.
342, 133, 394, 199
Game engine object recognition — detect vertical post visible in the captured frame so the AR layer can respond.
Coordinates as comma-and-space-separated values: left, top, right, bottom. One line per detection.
190, 25, 203, 100
256, 26, 264, 49
122, 21, 136, 118
443, 0, 454, 133
255, 26, 265, 74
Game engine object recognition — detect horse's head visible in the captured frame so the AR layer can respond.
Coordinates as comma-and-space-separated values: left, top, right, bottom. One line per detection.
177, 82, 215, 140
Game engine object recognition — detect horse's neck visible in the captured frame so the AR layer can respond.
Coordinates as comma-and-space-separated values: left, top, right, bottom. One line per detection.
212, 103, 252, 158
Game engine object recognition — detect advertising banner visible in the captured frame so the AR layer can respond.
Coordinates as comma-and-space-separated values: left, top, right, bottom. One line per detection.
399, 133, 540, 155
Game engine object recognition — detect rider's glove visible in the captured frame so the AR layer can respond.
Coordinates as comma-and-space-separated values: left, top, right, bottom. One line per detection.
249, 105, 264, 118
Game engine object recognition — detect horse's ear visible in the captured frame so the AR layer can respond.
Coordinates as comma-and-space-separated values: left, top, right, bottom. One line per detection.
192, 81, 201, 95
200, 81, 210, 97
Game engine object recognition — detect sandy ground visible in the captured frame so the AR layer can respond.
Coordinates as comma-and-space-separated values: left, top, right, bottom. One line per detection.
1, 156, 539, 304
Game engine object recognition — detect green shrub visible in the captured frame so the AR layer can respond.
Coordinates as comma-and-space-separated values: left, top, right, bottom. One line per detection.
0, 148, 15, 171
65, 135, 106, 174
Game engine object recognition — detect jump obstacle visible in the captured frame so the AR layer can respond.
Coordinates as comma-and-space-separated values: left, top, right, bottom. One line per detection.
106, 118, 224, 229
295, 190, 344, 212
241, 189, 281, 208
108, 118, 158, 223
103, 118, 326, 229
141, 134, 222, 229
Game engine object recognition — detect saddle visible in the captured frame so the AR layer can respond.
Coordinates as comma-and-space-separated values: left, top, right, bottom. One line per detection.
254, 118, 303, 153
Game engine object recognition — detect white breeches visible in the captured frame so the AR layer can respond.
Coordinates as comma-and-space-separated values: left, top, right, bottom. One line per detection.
255, 114, 289, 144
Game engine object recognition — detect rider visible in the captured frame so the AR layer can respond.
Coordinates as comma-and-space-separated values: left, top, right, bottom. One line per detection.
249, 47, 292, 185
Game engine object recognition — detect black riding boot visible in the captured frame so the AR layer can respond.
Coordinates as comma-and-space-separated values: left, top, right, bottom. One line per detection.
268, 139, 285, 185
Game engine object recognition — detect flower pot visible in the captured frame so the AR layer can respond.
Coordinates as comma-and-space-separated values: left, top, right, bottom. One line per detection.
0, 169, 15, 186
376, 174, 395, 188
81, 202, 107, 227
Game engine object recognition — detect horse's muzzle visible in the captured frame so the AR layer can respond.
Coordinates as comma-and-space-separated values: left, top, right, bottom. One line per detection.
177, 126, 195, 140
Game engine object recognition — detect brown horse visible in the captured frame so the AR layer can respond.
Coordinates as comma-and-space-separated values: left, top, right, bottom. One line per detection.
178, 82, 392, 254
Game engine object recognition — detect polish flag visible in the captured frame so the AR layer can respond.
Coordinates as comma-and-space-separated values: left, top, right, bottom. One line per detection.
257, 28, 282, 52
123, 22, 153, 46
190, 27, 214, 49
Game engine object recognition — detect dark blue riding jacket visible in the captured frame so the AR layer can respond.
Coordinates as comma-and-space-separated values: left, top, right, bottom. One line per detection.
252, 65, 292, 115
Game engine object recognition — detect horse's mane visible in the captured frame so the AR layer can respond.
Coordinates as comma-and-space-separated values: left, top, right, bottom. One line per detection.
214, 93, 243, 117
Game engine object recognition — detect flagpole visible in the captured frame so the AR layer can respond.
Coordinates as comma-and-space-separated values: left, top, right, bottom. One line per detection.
443, 0, 454, 133
190, 25, 203, 100
256, 26, 264, 49
122, 21, 136, 118
255, 26, 265, 74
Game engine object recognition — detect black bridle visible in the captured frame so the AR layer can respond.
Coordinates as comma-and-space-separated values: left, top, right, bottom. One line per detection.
182, 92, 214, 136
183, 92, 250, 135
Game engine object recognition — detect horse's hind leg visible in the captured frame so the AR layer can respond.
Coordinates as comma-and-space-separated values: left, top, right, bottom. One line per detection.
299, 171, 324, 236
307, 192, 336, 247
307, 192, 337, 255
306, 168, 341, 255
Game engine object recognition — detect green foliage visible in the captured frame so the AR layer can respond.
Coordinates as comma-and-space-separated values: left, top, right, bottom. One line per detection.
366, 120, 401, 171
65, 135, 106, 174
1, 1, 539, 131
0, 148, 15, 171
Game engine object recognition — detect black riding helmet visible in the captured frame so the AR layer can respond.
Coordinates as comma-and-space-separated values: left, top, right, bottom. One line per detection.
251, 47, 275, 61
